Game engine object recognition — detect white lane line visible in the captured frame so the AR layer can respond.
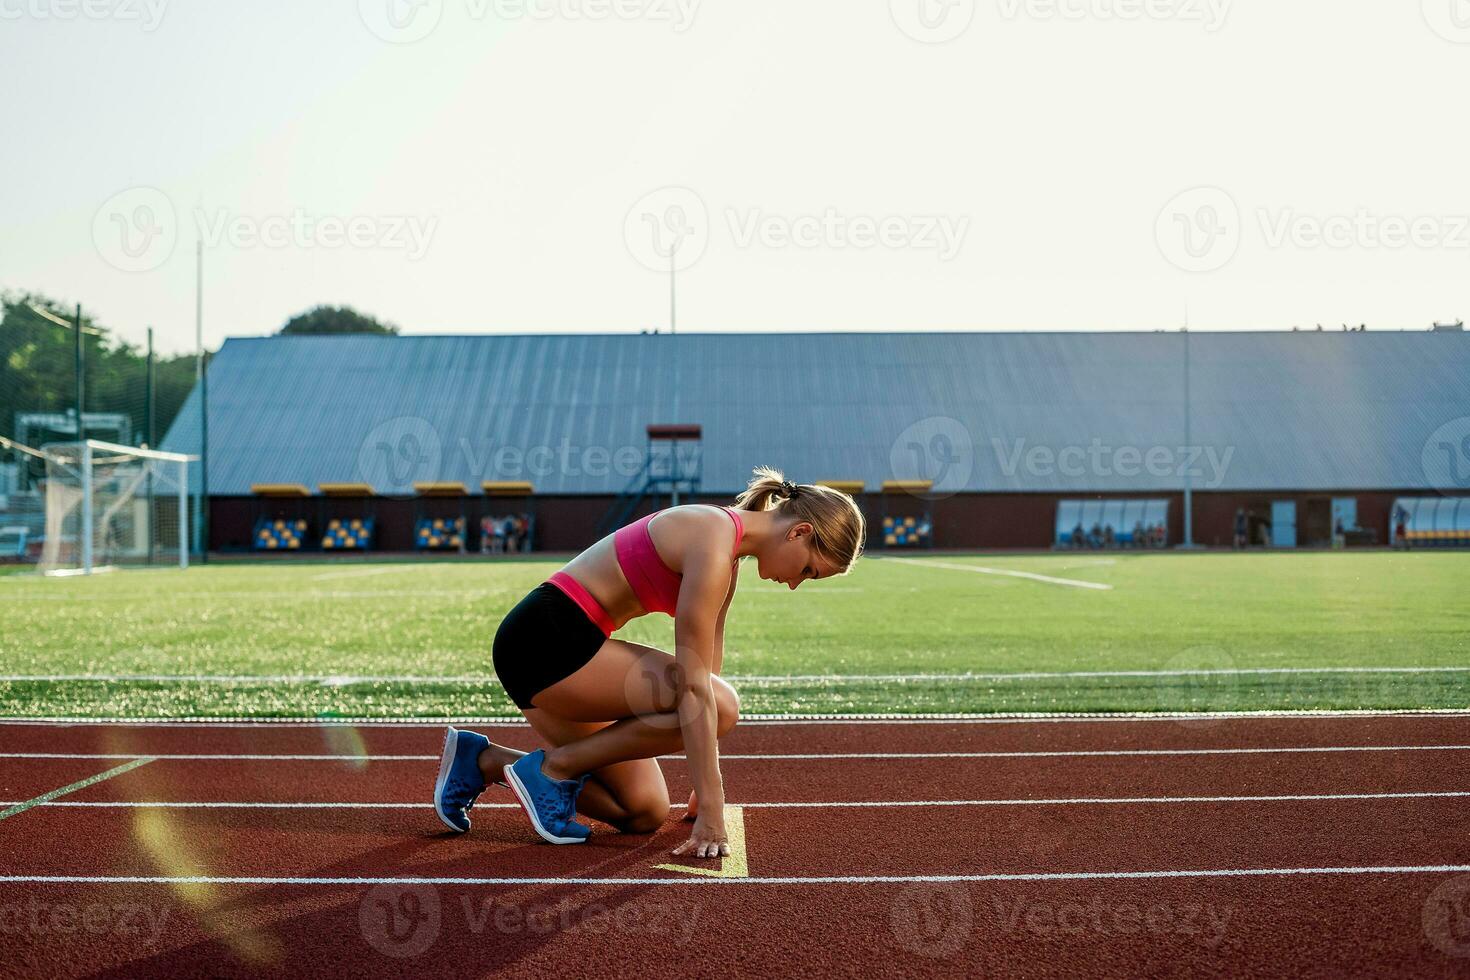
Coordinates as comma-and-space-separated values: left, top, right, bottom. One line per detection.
0, 758, 155, 822
4, 745, 1470, 761
6, 865, 1470, 886
7, 665, 1468, 685
3, 708, 1470, 727
887, 556, 1114, 591
7, 791, 1468, 810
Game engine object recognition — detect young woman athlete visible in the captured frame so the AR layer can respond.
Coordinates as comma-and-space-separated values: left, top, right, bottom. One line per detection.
433, 467, 865, 858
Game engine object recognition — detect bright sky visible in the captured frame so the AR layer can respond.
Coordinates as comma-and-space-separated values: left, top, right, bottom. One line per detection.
2, 0, 1468, 353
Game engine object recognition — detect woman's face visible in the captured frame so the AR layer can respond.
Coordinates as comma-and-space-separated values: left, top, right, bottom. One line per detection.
756, 520, 839, 590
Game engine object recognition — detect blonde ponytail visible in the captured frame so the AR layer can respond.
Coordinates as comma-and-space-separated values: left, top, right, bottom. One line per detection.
732, 466, 866, 574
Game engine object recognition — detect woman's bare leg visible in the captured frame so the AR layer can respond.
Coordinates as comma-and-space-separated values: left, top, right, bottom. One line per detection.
527, 637, 740, 781
481, 709, 673, 832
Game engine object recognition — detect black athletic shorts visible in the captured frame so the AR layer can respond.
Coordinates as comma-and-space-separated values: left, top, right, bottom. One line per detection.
492, 582, 606, 709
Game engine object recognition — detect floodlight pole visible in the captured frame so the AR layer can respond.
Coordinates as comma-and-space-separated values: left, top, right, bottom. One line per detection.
81, 441, 93, 575
177, 458, 189, 570
146, 327, 156, 564
1181, 327, 1195, 548
197, 238, 210, 564
74, 304, 85, 445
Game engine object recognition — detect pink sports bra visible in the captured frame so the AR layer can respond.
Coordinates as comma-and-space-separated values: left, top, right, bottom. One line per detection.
547, 505, 744, 637
615, 506, 744, 616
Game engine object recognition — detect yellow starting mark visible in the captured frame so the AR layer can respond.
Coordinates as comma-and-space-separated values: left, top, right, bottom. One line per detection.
655, 805, 748, 878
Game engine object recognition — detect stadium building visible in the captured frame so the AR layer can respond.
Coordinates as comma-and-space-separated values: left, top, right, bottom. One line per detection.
161, 330, 1470, 554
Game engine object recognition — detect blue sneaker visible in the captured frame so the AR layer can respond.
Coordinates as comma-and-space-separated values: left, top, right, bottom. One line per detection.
433, 726, 490, 833
503, 749, 592, 844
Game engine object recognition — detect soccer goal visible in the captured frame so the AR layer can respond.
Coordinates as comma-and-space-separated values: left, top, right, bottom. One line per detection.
37, 439, 196, 575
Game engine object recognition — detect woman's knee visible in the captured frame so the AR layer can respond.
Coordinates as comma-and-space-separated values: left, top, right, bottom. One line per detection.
714, 677, 741, 737
614, 786, 671, 834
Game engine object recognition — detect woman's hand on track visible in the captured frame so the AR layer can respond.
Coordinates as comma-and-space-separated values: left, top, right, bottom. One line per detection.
672, 813, 728, 858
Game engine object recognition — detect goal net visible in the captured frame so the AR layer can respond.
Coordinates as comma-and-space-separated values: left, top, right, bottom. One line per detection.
37, 440, 194, 575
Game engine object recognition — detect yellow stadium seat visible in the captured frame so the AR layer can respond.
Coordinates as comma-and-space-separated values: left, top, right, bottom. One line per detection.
884, 534, 897, 545
429, 536, 440, 547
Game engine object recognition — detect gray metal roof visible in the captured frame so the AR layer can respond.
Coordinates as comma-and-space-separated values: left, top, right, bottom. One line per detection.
161, 331, 1470, 495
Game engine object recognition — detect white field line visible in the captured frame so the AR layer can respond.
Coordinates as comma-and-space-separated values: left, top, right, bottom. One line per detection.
4, 709, 1470, 727
7, 791, 1469, 810
6, 865, 1470, 886
5, 744, 1470, 761
5, 666, 1469, 685
886, 556, 1113, 590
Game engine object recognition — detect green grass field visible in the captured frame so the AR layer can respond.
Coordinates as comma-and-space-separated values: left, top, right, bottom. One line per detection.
1, 552, 1466, 719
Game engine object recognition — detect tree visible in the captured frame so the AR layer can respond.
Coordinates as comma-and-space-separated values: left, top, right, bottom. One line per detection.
277, 305, 398, 336
0, 291, 196, 447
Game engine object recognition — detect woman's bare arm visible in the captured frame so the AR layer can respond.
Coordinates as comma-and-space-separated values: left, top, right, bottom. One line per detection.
670, 544, 733, 857
711, 558, 739, 675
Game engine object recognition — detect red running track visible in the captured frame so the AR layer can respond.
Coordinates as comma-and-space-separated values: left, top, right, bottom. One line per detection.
0, 715, 1468, 978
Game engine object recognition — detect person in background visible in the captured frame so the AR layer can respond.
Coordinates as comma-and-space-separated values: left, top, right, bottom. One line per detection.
1071, 521, 1086, 549
1233, 509, 1247, 550
1394, 506, 1408, 550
